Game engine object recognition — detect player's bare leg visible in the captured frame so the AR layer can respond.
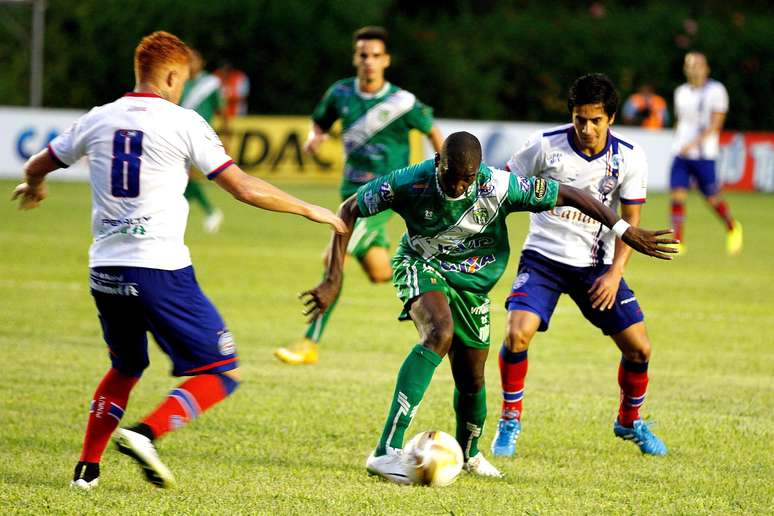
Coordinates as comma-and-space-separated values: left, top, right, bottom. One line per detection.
491, 310, 539, 457
367, 292, 451, 483
669, 187, 688, 255
611, 323, 666, 455
705, 192, 742, 255
360, 246, 392, 283
449, 345, 502, 477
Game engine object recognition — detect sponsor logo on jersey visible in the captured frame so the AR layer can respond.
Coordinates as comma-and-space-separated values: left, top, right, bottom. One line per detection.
424, 209, 433, 219
439, 254, 496, 273
548, 152, 562, 165
379, 182, 394, 203
362, 190, 379, 214
517, 175, 531, 193
471, 208, 490, 225
534, 177, 547, 200
470, 298, 490, 315
477, 181, 495, 197
218, 330, 236, 356
437, 235, 496, 255
598, 175, 618, 195
512, 272, 530, 290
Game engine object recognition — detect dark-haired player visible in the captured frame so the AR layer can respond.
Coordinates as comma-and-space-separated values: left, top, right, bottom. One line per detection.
13, 31, 346, 490
274, 25, 443, 365
302, 131, 675, 484
491, 74, 669, 459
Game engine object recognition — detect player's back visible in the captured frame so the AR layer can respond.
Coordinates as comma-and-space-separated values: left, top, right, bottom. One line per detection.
49, 93, 233, 270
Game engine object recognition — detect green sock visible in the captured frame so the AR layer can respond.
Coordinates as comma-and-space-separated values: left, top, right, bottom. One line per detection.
375, 344, 442, 455
304, 283, 341, 342
184, 180, 215, 215
454, 386, 487, 460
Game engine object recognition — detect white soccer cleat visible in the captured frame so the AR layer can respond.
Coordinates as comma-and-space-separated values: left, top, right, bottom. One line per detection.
365, 448, 417, 485
114, 428, 176, 488
70, 478, 99, 491
203, 208, 224, 234
463, 452, 503, 478
70, 461, 99, 490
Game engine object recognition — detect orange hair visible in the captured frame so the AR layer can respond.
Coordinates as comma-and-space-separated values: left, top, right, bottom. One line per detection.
133, 31, 191, 82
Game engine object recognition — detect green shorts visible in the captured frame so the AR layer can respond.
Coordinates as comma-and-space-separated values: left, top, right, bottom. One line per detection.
347, 209, 392, 260
392, 255, 491, 349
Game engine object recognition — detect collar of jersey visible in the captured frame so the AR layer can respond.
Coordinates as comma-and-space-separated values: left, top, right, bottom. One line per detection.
434, 167, 476, 201
566, 127, 613, 162
355, 80, 391, 100
124, 92, 163, 99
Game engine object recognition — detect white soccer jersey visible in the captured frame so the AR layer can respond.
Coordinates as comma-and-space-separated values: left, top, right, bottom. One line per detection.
673, 79, 728, 160
48, 92, 234, 269
506, 124, 648, 267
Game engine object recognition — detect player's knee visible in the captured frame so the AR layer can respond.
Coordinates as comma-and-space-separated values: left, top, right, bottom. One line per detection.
422, 323, 454, 356
622, 340, 651, 363
366, 267, 392, 283
505, 325, 534, 352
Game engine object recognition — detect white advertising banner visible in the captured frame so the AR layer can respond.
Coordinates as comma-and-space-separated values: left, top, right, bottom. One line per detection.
0, 107, 89, 181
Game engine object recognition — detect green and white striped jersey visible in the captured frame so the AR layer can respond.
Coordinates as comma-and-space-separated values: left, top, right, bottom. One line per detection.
312, 78, 434, 198
356, 159, 559, 293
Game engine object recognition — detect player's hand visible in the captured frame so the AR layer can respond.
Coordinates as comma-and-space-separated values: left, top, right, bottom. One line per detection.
11, 182, 47, 210
303, 132, 327, 155
300, 278, 341, 322
588, 269, 622, 311
305, 205, 348, 234
621, 227, 679, 260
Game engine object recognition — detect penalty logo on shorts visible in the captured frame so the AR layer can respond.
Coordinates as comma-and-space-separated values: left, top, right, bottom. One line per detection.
218, 331, 236, 356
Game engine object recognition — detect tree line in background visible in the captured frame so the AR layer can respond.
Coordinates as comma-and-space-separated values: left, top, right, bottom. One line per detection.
0, 0, 771, 130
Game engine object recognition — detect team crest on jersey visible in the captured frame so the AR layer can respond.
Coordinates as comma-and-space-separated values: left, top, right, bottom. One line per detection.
439, 255, 496, 273
379, 182, 394, 202
471, 208, 490, 225
517, 175, 531, 193
534, 178, 547, 200
477, 182, 495, 197
512, 272, 529, 290
598, 175, 619, 195
218, 331, 236, 356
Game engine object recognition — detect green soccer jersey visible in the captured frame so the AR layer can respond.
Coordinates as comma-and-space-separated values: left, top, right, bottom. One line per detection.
312, 78, 434, 198
181, 72, 223, 123
356, 159, 559, 294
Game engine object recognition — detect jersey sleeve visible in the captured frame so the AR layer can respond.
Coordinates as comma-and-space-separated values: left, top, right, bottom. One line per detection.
311, 82, 340, 132
505, 174, 559, 213
620, 146, 648, 205
709, 83, 729, 114
186, 112, 234, 179
402, 98, 434, 134
355, 161, 425, 217
505, 131, 543, 176
47, 115, 88, 167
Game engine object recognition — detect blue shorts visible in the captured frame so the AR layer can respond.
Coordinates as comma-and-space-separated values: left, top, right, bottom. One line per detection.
90, 266, 238, 377
670, 156, 719, 196
504, 250, 644, 336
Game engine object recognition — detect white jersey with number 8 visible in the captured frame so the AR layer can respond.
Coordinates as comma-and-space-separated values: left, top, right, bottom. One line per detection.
48, 93, 234, 270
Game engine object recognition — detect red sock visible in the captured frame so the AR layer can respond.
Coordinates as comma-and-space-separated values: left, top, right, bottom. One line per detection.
142, 373, 237, 440
670, 201, 685, 242
711, 200, 735, 231
499, 346, 528, 420
618, 358, 649, 427
80, 368, 139, 463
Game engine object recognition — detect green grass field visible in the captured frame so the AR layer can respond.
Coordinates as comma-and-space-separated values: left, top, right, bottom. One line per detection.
1, 179, 772, 514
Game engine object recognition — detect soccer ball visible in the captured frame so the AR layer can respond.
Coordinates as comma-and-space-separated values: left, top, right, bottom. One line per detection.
403, 430, 464, 487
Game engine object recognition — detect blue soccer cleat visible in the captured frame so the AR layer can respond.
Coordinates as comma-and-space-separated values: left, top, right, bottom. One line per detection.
614, 419, 667, 456
490, 417, 521, 457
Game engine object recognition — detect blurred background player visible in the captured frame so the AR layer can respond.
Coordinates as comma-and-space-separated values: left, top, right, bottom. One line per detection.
621, 83, 669, 129
13, 31, 346, 490
181, 48, 225, 233
215, 60, 251, 137
491, 74, 668, 459
302, 132, 675, 484
670, 51, 742, 255
273, 26, 443, 365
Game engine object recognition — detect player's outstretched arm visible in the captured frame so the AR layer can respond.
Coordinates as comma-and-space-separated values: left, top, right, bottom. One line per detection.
11, 149, 61, 210
300, 195, 360, 321
213, 165, 347, 234
556, 184, 678, 260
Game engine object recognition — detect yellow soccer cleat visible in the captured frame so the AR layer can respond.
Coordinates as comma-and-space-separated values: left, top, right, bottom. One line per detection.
273, 338, 319, 365
726, 221, 743, 256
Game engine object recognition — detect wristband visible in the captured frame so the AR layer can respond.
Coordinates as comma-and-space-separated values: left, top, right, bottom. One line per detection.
611, 219, 631, 238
